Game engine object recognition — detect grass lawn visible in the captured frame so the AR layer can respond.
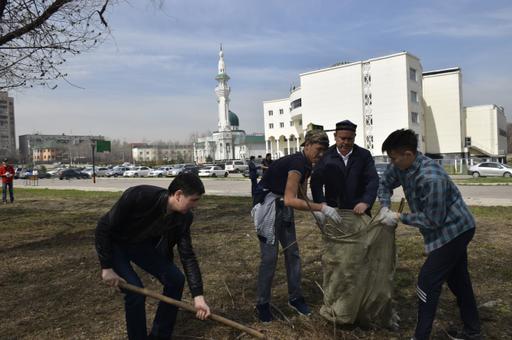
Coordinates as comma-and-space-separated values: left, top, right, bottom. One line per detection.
454, 177, 512, 185
1, 188, 511, 339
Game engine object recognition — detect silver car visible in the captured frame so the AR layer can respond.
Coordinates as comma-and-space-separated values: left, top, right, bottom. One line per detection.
468, 162, 512, 178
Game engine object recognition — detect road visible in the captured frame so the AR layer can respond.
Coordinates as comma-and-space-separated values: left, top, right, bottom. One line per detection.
16, 175, 512, 206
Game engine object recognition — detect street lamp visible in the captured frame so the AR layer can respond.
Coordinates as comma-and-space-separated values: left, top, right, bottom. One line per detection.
91, 140, 97, 184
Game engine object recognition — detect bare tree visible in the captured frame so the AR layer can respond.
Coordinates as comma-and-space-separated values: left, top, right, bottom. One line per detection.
0, 0, 112, 90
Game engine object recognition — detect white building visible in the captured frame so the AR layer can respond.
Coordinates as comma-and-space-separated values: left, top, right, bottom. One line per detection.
132, 144, 193, 163
264, 52, 508, 160
465, 105, 508, 157
264, 52, 425, 159
0, 91, 16, 159
194, 46, 265, 164
422, 68, 466, 157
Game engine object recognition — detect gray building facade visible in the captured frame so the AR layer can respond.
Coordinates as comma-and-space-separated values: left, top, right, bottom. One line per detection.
0, 92, 16, 159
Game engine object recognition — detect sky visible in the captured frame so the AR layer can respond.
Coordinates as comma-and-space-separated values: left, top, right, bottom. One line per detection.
11, 0, 512, 143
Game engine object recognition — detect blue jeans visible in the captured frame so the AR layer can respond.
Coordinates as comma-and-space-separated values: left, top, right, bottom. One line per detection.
2, 182, 13, 202
256, 200, 302, 305
111, 240, 185, 340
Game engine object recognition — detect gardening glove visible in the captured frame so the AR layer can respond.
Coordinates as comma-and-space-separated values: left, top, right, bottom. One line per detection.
313, 211, 326, 227
321, 204, 343, 224
379, 206, 399, 226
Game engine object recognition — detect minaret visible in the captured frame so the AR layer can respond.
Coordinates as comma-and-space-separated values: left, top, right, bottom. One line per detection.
215, 44, 231, 131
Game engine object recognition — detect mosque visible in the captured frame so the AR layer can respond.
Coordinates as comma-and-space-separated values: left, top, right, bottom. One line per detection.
193, 46, 265, 163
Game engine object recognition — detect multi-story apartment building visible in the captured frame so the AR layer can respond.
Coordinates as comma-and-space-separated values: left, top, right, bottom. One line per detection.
264, 52, 425, 159
465, 105, 508, 157
264, 52, 508, 159
132, 143, 194, 163
0, 92, 16, 159
19, 133, 104, 163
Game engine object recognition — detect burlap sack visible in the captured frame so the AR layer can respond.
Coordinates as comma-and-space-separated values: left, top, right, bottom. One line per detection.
319, 209, 398, 328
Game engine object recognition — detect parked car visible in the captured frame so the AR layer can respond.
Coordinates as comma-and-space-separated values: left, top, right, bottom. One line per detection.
168, 164, 198, 176
123, 166, 152, 177
182, 164, 199, 175
199, 166, 229, 177
106, 166, 130, 177
59, 169, 90, 180
83, 166, 109, 177
468, 162, 512, 178
18, 168, 52, 179
149, 166, 173, 177
225, 160, 248, 173
375, 163, 389, 177
14, 167, 23, 179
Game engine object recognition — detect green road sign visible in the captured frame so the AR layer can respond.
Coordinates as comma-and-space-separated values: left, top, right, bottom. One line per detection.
96, 140, 111, 152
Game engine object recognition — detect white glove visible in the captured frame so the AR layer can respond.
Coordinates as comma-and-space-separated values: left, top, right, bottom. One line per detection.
379, 207, 399, 226
321, 205, 343, 224
313, 211, 326, 227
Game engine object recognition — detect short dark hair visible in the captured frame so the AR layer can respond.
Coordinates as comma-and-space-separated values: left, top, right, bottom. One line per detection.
250, 155, 255, 160
382, 129, 418, 154
265, 153, 271, 157
168, 173, 205, 196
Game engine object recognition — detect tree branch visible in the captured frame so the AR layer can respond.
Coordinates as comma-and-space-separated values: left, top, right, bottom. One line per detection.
0, 0, 73, 46
0, 0, 7, 22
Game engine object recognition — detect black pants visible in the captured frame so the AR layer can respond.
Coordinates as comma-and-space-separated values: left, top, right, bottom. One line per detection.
250, 176, 258, 196
415, 228, 480, 340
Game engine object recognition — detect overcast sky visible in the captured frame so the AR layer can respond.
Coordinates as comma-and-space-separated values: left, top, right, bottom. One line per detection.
11, 0, 512, 143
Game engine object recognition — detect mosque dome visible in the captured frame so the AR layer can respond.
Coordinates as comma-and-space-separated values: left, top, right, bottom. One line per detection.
228, 110, 239, 128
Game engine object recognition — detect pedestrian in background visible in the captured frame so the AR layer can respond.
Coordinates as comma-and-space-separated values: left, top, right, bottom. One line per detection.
0, 159, 15, 204
248, 155, 259, 196
261, 153, 273, 174
378, 129, 481, 340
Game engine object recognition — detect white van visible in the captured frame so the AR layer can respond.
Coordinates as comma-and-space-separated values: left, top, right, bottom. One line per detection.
224, 160, 248, 173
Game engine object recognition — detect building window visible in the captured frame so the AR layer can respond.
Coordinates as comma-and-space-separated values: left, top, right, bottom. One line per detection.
410, 90, 418, 103
269, 123, 274, 129
268, 110, 273, 116
411, 112, 419, 124
299, 120, 302, 126
290, 121, 294, 127
409, 67, 417, 81
279, 109, 284, 115
290, 98, 302, 110
280, 122, 284, 128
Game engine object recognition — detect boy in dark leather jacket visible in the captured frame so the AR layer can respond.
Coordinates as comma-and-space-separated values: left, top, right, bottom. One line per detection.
95, 173, 210, 340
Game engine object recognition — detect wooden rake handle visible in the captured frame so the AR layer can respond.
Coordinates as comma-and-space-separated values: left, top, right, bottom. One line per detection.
117, 281, 266, 339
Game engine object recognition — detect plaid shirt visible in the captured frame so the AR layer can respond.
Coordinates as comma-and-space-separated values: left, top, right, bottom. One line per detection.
378, 153, 475, 253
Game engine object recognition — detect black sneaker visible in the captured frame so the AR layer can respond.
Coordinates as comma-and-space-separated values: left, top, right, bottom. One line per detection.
288, 297, 312, 316
447, 329, 483, 340
256, 303, 273, 323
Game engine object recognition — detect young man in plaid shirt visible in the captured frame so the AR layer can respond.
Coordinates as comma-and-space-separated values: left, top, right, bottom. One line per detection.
377, 129, 481, 340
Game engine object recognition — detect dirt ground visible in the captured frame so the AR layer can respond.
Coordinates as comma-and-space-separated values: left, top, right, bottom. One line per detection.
1, 189, 511, 339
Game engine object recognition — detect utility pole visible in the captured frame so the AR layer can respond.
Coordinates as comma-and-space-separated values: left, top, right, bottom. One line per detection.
91, 140, 96, 184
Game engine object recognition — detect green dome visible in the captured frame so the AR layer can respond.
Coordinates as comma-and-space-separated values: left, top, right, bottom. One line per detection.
228, 110, 239, 127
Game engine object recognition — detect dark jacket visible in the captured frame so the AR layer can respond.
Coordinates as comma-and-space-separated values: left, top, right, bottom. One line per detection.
95, 185, 203, 297
311, 144, 379, 213
248, 160, 258, 179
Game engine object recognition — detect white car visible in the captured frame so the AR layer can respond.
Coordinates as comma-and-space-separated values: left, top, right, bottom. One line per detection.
198, 166, 229, 177
225, 160, 248, 173
149, 166, 173, 177
168, 164, 185, 176
123, 166, 152, 177
82, 167, 109, 177
468, 162, 512, 178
